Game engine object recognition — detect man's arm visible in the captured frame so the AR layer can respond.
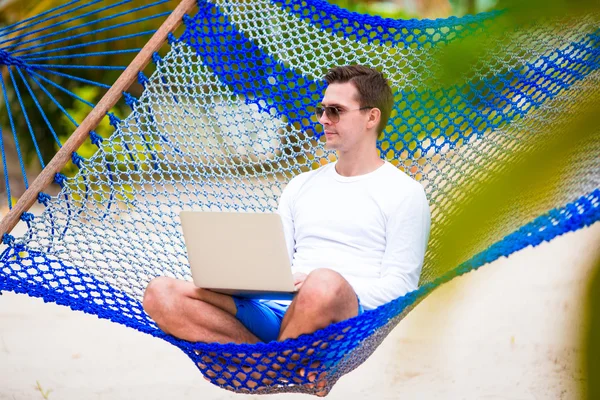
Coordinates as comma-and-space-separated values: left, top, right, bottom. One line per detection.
351, 184, 431, 309
277, 181, 296, 265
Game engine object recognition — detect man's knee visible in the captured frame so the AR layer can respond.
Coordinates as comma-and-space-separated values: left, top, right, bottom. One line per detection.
143, 276, 176, 319
296, 268, 355, 313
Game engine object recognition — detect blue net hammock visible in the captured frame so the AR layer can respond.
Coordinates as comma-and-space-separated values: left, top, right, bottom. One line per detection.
1, 0, 599, 396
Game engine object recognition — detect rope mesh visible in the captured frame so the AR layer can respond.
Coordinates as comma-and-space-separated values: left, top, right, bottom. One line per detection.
1, 0, 599, 395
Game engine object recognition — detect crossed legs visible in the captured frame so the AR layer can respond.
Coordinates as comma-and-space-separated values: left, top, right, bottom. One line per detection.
142, 268, 360, 343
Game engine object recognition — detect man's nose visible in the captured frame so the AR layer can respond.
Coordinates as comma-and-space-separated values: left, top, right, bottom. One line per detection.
319, 112, 331, 125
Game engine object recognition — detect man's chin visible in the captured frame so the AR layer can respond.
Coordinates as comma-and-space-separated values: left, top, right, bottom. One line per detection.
324, 140, 338, 150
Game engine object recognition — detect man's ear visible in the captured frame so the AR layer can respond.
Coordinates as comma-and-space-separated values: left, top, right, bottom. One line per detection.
366, 108, 381, 130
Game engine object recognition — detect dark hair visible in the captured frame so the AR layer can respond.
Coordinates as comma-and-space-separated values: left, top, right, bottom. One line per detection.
324, 65, 393, 135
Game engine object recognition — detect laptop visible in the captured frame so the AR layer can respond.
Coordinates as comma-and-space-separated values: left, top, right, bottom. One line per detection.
179, 211, 298, 300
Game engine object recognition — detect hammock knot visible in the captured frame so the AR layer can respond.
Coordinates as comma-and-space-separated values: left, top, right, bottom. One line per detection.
167, 32, 177, 46
2, 233, 14, 245
54, 173, 67, 187
108, 113, 121, 128
20, 212, 34, 222
137, 71, 149, 88
123, 91, 138, 109
71, 152, 84, 168
37, 192, 51, 206
0, 49, 30, 69
89, 130, 103, 146
152, 52, 163, 65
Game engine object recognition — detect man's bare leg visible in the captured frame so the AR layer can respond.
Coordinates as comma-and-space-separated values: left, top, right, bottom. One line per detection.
278, 268, 359, 341
143, 276, 260, 344
277, 269, 359, 395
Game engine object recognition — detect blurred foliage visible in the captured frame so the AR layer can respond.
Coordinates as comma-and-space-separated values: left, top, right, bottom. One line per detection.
427, 0, 600, 88
430, 95, 599, 275
413, 2, 599, 393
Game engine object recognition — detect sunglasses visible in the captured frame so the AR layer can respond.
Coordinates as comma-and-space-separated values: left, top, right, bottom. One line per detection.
315, 105, 374, 123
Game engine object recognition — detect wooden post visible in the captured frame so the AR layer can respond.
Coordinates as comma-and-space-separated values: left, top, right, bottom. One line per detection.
0, 0, 197, 238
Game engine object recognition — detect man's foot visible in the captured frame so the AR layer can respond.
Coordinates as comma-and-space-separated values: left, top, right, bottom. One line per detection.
289, 344, 330, 396
301, 367, 328, 397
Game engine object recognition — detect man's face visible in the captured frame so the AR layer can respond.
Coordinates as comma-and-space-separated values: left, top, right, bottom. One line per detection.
318, 82, 373, 152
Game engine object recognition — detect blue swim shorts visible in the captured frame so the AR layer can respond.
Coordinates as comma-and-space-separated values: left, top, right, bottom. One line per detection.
232, 297, 364, 343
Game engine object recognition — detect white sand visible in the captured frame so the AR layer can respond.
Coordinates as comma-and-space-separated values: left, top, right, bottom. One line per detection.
0, 221, 598, 400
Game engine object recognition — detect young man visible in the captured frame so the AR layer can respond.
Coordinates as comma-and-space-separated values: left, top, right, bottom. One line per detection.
143, 65, 431, 345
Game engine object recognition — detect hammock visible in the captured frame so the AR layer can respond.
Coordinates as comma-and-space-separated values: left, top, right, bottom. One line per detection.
1, 0, 599, 396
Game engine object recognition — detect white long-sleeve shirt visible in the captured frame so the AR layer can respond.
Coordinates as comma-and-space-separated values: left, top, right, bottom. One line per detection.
277, 161, 431, 310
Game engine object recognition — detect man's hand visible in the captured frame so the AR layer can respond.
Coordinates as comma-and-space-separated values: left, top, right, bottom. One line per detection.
293, 272, 308, 290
